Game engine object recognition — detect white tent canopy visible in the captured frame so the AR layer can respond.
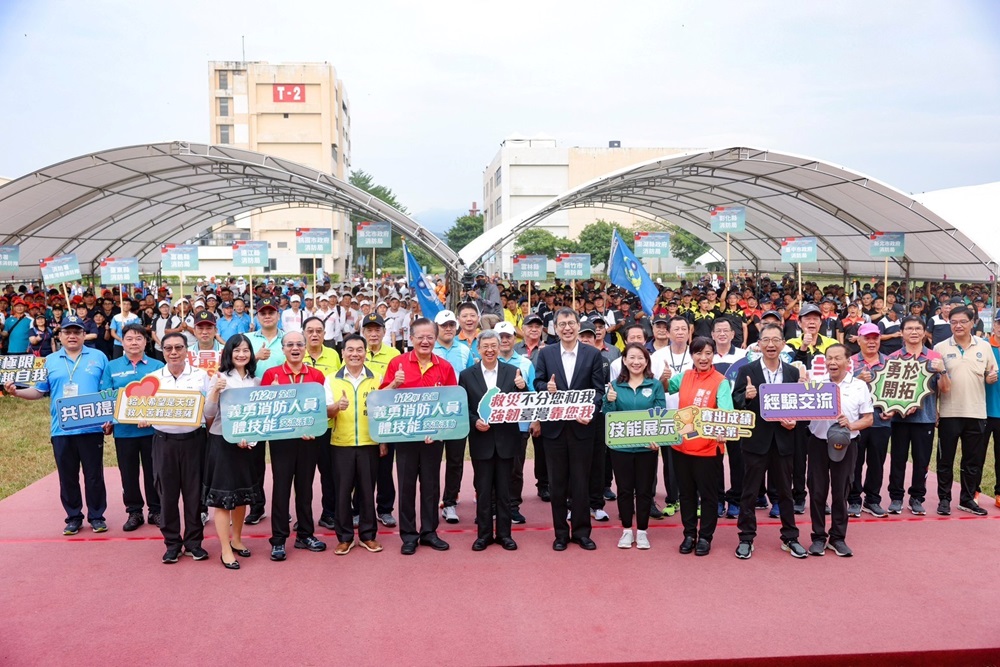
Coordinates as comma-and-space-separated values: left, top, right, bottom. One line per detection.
461, 147, 998, 282
0, 141, 463, 278
913, 181, 1000, 270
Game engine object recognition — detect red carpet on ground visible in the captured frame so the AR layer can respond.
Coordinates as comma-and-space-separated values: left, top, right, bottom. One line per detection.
1, 463, 999, 666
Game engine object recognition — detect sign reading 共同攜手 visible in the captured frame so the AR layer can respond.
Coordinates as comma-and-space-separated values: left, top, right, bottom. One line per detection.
56, 390, 118, 430
220, 383, 328, 443
477, 388, 596, 424
367, 386, 470, 442
870, 358, 933, 416
759, 382, 841, 420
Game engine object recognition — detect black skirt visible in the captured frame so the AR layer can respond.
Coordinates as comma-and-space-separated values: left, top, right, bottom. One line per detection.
202, 432, 263, 510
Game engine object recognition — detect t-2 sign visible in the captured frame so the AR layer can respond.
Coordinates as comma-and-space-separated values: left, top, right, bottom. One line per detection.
273, 84, 305, 102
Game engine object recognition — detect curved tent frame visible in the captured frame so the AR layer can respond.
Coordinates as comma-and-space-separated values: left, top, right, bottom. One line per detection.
0, 141, 463, 277
461, 147, 997, 282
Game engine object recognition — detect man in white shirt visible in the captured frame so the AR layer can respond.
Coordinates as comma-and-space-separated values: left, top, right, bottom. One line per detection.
281, 295, 310, 333
385, 295, 409, 352
806, 343, 873, 558
712, 316, 749, 519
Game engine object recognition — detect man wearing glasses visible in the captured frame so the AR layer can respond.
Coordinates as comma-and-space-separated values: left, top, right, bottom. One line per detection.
933, 306, 998, 516
5, 315, 109, 535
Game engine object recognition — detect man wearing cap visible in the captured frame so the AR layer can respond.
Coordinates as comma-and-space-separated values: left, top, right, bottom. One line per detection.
360, 312, 400, 527
281, 294, 310, 334
311, 294, 336, 349
2, 297, 32, 354
380, 318, 458, 554
878, 304, 905, 356
848, 323, 891, 518
514, 312, 545, 360
100, 323, 165, 531
5, 315, 110, 535
188, 310, 223, 378
216, 300, 243, 341
469, 271, 502, 318
647, 314, 672, 355
805, 344, 873, 557
433, 309, 476, 523
385, 295, 409, 353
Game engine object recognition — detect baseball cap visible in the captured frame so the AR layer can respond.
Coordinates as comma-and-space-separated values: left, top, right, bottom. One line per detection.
290, 295, 301, 303
194, 311, 217, 325
891, 303, 905, 315
579, 320, 596, 334
362, 313, 386, 328
799, 303, 822, 318
827, 424, 852, 462
221, 301, 233, 308
589, 314, 606, 325
858, 323, 880, 337
61, 315, 86, 330
157, 300, 171, 308
494, 321, 516, 336
257, 297, 278, 312
761, 310, 782, 321
653, 314, 670, 324
523, 313, 543, 326
434, 310, 458, 325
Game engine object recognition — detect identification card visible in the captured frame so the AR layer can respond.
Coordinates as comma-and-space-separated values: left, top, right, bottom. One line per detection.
63, 382, 79, 398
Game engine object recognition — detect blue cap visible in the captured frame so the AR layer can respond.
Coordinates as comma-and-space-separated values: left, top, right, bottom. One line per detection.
61, 315, 86, 329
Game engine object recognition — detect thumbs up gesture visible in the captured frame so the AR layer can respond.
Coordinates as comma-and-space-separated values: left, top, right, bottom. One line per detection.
514, 368, 525, 390
547, 374, 558, 394
337, 390, 349, 412
392, 368, 406, 389
661, 364, 672, 383
256, 344, 271, 360
606, 382, 617, 403
745, 376, 757, 400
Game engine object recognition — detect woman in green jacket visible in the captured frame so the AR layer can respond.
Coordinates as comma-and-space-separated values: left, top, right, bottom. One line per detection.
603, 343, 666, 549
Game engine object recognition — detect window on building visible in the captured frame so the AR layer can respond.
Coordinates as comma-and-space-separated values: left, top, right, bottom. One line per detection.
495, 168, 502, 186
218, 125, 232, 144
277, 241, 288, 249
300, 258, 321, 275
332, 144, 339, 164
218, 97, 230, 116
218, 70, 229, 89
495, 196, 502, 219
266, 259, 277, 273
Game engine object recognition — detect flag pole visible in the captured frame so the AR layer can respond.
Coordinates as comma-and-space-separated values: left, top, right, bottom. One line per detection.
883, 257, 889, 307
726, 232, 731, 288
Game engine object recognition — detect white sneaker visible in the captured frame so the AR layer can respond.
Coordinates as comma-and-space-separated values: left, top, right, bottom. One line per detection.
591, 508, 610, 522
635, 530, 650, 550
441, 505, 459, 524
618, 529, 634, 549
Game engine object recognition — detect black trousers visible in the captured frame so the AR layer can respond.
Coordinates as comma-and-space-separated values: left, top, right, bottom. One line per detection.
807, 435, 857, 543
609, 449, 657, 530
441, 437, 467, 507
333, 445, 379, 544
473, 455, 514, 540
674, 450, 722, 542
849, 426, 891, 505
937, 417, 987, 505
543, 434, 593, 541
152, 429, 206, 550
988, 417, 1000, 496
653, 446, 680, 505
719, 443, 744, 506
395, 440, 444, 543
738, 446, 798, 543
888, 421, 935, 502
51, 433, 107, 524
317, 430, 335, 520
353, 443, 395, 516
510, 431, 530, 510
534, 436, 549, 493
249, 441, 267, 516
269, 437, 321, 545
588, 414, 606, 510
793, 422, 809, 505
604, 447, 614, 489
114, 435, 160, 515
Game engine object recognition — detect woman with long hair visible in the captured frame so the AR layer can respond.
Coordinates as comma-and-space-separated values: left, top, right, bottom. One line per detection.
664, 337, 732, 557
202, 334, 264, 570
603, 343, 665, 550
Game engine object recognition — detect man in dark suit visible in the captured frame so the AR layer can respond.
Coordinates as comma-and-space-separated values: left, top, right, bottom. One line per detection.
731, 322, 807, 559
459, 330, 525, 551
532, 308, 605, 551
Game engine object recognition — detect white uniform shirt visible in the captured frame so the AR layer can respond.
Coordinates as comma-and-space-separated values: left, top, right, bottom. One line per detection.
153, 364, 211, 434
808, 373, 873, 440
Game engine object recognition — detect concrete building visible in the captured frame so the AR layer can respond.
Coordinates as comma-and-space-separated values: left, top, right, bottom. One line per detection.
205, 60, 352, 280
481, 136, 694, 275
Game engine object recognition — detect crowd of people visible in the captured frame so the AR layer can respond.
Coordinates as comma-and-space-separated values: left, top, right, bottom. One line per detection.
2, 268, 999, 567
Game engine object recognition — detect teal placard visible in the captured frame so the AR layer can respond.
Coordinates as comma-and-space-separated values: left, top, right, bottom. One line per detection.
39, 254, 82, 283
780, 237, 817, 263
99, 257, 139, 285
513, 255, 547, 281
634, 232, 671, 258
869, 232, 905, 258
606, 408, 682, 449
366, 386, 470, 442
0, 245, 19, 271
356, 221, 392, 249
296, 228, 333, 255
220, 383, 329, 443
232, 241, 269, 268
710, 206, 746, 233
160, 244, 200, 273
555, 253, 591, 280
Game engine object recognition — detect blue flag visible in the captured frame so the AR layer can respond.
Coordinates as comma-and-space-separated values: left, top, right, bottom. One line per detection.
403, 241, 443, 320
608, 230, 659, 316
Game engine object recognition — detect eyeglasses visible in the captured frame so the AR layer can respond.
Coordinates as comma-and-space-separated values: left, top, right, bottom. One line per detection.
949, 319, 971, 326
283, 342, 305, 348
556, 322, 578, 329
162, 345, 187, 352
758, 337, 783, 344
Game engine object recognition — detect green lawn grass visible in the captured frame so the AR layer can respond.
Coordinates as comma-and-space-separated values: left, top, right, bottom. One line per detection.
1, 399, 996, 504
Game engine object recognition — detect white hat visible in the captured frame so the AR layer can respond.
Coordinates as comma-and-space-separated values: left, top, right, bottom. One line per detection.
494, 321, 516, 336
173, 297, 189, 306
360, 299, 371, 306
290, 295, 301, 303
318, 294, 330, 302
158, 300, 171, 308
434, 309, 458, 325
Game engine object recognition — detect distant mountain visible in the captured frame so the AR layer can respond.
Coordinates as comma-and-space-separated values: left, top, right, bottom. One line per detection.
412, 208, 467, 235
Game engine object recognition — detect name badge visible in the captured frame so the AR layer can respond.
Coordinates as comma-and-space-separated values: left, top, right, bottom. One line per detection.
63, 382, 79, 398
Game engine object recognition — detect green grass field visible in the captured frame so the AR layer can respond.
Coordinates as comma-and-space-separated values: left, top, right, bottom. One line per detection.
1, 399, 996, 505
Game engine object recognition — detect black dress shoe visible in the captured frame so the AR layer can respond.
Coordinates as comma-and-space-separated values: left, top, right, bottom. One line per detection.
419, 535, 450, 551
679, 536, 696, 554
538, 489, 551, 502
472, 536, 494, 551
400, 542, 418, 555
552, 538, 568, 551
695, 538, 711, 556
230, 542, 251, 558
220, 555, 240, 570
572, 536, 597, 550
123, 512, 144, 532
498, 537, 517, 551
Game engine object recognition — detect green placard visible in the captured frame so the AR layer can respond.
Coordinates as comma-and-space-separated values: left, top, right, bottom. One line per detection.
606, 408, 682, 449
710, 206, 746, 233
220, 383, 329, 443
232, 241, 269, 268
780, 237, 817, 263
296, 228, 333, 255
555, 253, 591, 280
356, 221, 392, 249
634, 232, 671, 258
99, 257, 139, 285
160, 244, 200, 273
513, 255, 547, 281
869, 232, 905, 258
366, 386, 470, 442
39, 254, 82, 283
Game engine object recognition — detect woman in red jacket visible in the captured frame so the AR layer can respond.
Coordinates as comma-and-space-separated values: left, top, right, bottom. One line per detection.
664, 336, 732, 556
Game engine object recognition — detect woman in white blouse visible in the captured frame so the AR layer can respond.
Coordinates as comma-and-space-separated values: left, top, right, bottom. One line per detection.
203, 334, 263, 570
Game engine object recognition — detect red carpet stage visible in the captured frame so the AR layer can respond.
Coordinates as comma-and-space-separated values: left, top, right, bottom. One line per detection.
1, 463, 999, 666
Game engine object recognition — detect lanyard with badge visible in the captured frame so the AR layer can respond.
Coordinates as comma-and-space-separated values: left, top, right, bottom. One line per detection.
62, 353, 83, 397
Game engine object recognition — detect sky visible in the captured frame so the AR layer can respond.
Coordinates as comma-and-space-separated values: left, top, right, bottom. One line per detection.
1, 0, 999, 233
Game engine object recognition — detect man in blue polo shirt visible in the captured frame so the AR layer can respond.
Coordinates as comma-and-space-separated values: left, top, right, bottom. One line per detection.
4, 315, 109, 535
433, 309, 475, 524
100, 322, 164, 531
